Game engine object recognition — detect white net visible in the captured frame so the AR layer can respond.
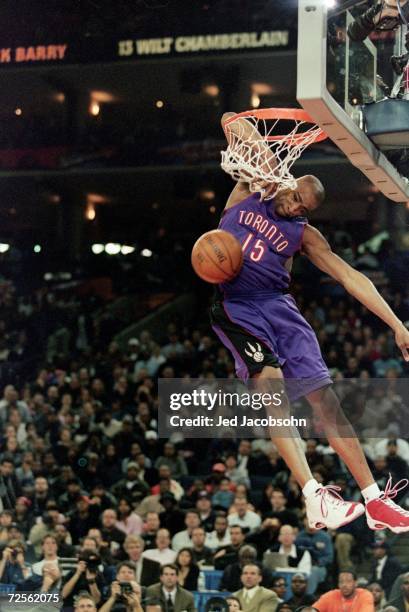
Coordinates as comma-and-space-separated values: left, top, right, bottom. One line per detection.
220, 113, 324, 199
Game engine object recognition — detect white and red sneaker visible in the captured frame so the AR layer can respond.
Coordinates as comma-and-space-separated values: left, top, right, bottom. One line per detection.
366, 476, 409, 533
306, 485, 365, 530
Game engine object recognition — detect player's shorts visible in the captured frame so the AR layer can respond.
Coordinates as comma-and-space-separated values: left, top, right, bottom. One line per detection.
210, 291, 332, 400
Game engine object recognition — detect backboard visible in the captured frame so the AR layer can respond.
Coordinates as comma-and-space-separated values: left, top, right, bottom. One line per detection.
297, 0, 409, 204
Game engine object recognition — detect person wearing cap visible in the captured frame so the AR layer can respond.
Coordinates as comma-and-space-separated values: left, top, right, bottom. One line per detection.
369, 539, 403, 598
159, 492, 185, 536
69, 496, 100, 544
112, 462, 150, 506
142, 529, 177, 565
172, 510, 201, 552
196, 490, 216, 532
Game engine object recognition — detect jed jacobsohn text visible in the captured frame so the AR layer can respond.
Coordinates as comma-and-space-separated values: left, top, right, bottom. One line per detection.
169, 389, 284, 411
169, 414, 307, 427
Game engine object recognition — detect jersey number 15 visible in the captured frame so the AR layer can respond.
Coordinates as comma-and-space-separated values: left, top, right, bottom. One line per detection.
242, 232, 266, 262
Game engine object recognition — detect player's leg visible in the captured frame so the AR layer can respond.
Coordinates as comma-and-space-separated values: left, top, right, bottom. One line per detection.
210, 298, 364, 529
306, 386, 374, 490
306, 385, 409, 533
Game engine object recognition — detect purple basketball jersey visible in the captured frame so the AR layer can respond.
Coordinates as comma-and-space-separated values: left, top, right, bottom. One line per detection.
219, 193, 307, 296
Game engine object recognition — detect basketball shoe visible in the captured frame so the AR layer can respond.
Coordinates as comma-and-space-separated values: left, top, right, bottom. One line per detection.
366, 476, 409, 533
306, 484, 365, 530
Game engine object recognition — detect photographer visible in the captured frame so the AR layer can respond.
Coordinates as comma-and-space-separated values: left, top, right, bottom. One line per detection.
61, 550, 105, 608
348, 0, 409, 42
0, 541, 31, 586
99, 562, 143, 612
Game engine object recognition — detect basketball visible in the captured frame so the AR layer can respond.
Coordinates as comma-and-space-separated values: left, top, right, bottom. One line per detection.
191, 229, 243, 284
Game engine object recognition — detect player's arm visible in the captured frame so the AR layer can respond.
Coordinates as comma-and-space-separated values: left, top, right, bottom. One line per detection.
302, 224, 409, 361
221, 112, 277, 209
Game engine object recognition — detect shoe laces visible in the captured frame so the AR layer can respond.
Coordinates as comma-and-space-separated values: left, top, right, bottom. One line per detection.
380, 474, 409, 516
316, 485, 348, 518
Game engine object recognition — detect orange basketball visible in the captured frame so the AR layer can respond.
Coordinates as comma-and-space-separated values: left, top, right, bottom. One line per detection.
191, 229, 243, 284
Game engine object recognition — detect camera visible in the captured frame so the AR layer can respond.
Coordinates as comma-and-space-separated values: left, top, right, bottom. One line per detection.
10, 548, 19, 560
78, 550, 101, 572
119, 582, 133, 595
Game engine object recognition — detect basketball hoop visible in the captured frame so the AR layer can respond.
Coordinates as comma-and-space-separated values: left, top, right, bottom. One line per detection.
220, 107, 327, 199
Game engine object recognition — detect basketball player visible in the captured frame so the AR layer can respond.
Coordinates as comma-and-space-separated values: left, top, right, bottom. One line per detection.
210, 112, 409, 533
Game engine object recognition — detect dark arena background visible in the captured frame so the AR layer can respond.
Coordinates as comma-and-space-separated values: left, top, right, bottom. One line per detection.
1, 1, 409, 611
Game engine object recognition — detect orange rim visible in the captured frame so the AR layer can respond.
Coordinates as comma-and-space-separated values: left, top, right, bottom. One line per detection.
224, 107, 328, 145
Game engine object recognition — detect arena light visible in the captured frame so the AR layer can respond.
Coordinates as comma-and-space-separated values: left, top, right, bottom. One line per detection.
325, 0, 336, 7
203, 83, 220, 97
251, 82, 274, 96
105, 242, 121, 255
90, 101, 100, 116
251, 93, 261, 108
14, 108, 22, 116
155, 100, 164, 109
121, 245, 135, 255
85, 203, 96, 221
33, 244, 42, 253
90, 90, 116, 103
91, 244, 104, 255
141, 248, 153, 258
0, 243, 10, 253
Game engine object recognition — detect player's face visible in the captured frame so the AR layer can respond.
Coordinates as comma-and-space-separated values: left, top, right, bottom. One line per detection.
274, 180, 319, 218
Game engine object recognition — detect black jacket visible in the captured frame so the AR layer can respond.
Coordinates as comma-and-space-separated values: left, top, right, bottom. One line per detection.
370, 555, 403, 597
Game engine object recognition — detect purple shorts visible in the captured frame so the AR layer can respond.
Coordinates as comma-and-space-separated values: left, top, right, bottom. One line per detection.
210, 292, 332, 400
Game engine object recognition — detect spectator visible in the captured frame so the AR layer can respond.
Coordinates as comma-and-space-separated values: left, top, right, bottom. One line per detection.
224, 454, 250, 488
266, 524, 312, 574
0, 541, 31, 585
154, 442, 188, 480
112, 464, 150, 507
172, 509, 201, 552
74, 594, 97, 612
142, 528, 177, 565
271, 576, 286, 603
367, 582, 387, 611
175, 547, 199, 591
212, 477, 235, 510
206, 513, 231, 550
20, 561, 62, 595
61, 550, 105, 608
115, 498, 144, 536
100, 509, 126, 557
99, 562, 143, 612
263, 488, 299, 528
196, 491, 215, 532
188, 526, 213, 566
286, 573, 316, 609
220, 545, 272, 592
31, 534, 59, 575
0, 458, 22, 509
214, 525, 246, 570
146, 563, 196, 612
226, 596, 243, 611
123, 534, 160, 587
296, 519, 334, 595
386, 571, 409, 610
313, 570, 374, 611
158, 492, 185, 536
369, 539, 403, 598
141, 511, 160, 550
233, 563, 279, 612
227, 498, 261, 532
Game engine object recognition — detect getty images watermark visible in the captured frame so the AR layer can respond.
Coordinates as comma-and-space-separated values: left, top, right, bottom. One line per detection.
158, 378, 309, 438
168, 388, 305, 428
158, 378, 409, 439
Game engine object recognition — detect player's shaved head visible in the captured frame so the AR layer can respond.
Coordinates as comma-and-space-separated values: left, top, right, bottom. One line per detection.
274, 174, 325, 218
297, 175, 325, 206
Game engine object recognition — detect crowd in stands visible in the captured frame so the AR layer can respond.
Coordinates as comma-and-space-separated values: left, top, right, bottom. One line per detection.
0, 228, 409, 610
